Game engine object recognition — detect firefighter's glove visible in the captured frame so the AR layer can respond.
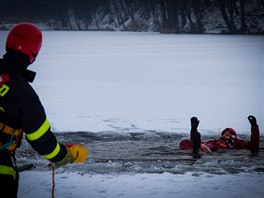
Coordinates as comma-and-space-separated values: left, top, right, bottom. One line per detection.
191, 117, 199, 130
248, 115, 257, 126
55, 147, 75, 166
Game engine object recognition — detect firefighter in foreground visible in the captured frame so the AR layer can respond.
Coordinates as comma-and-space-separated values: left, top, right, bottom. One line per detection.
0, 23, 87, 198
180, 116, 260, 156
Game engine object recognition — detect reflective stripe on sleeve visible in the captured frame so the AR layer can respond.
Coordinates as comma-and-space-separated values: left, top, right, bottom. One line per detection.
43, 143, 61, 160
26, 119, 50, 141
0, 165, 16, 179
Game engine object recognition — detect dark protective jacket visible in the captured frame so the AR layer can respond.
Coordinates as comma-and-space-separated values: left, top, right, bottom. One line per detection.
0, 52, 66, 171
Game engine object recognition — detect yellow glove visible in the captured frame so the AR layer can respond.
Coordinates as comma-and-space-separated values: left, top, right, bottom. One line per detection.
66, 144, 88, 163
55, 147, 75, 166
55, 144, 88, 166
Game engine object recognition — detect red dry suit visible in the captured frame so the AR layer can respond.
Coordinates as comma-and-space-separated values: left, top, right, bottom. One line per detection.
179, 125, 260, 153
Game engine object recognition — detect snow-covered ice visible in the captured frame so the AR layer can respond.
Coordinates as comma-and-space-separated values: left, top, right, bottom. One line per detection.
1, 31, 262, 134
0, 31, 263, 197
18, 171, 264, 198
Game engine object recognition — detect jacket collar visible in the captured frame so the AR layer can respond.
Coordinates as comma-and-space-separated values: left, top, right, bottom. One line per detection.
1, 51, 36, 83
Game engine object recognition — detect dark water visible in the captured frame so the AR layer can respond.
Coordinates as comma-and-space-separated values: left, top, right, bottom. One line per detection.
16, 131, 264, 175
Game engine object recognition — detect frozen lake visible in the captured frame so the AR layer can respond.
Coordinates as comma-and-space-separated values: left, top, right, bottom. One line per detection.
1, 31, 263, 135
1, 30, 263, 198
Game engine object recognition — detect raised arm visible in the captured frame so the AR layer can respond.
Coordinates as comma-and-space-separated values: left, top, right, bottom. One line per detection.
248, 115, 260, 155
190, 117, 201, 155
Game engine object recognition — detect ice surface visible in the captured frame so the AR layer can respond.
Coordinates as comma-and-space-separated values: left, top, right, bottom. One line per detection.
0, 31, 263, 198
1, 31, 262, 134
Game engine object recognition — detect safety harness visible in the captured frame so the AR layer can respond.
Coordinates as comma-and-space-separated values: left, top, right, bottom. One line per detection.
0, 73, 23, 178
0, 123, 23, 151
0, 123, 23, 179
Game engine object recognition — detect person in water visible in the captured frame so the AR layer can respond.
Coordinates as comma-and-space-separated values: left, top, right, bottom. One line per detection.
179, 115, 260, 156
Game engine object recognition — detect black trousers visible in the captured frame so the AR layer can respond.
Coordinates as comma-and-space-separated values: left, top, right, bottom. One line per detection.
0, 172, 19, 198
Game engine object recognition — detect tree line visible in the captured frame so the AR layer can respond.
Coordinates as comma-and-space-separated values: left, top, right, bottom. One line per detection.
0, 0, 263, 33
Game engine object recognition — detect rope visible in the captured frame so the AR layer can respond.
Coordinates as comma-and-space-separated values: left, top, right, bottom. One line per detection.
52, 162, 55, 198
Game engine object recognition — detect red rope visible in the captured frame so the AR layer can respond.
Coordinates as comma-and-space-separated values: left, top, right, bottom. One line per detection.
52, 162, 55, 198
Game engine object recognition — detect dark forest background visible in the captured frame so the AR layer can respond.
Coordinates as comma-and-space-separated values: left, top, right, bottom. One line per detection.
0, 0, 263, 34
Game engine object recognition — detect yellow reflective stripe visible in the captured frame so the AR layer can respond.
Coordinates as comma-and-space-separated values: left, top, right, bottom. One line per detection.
0, 84, 10, 97
43, 143, 61, 160
0, 106, 5, 112
0, 165, 16, 178
26, 119, 50, 141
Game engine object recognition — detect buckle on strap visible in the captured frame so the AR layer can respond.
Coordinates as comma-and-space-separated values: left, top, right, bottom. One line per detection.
0, 123, 23, 136
0, 122, 23, 151
0, 165, 16, 179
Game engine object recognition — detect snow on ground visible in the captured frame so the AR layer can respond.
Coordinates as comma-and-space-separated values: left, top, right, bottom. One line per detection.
18, 171, 264, 198
0, 31, 263, 197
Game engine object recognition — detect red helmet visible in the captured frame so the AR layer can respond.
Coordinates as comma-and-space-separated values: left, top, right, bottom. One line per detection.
221, 128, 237, 138
6, 23, 42, 63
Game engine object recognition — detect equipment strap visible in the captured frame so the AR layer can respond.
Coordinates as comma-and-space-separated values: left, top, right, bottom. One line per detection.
0, 122, 23, 151
0, 123, 23, 136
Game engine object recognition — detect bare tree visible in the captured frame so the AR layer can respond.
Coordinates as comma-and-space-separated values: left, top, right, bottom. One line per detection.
218, 0, 238, 33
239, 0, 248, 33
